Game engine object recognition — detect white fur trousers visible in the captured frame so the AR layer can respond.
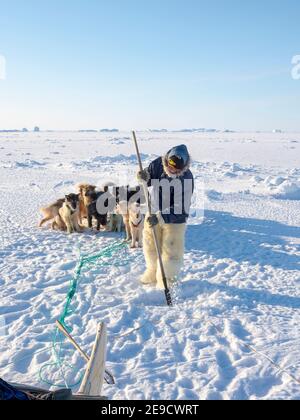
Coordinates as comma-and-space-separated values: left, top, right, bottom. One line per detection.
141, 219, 186, 289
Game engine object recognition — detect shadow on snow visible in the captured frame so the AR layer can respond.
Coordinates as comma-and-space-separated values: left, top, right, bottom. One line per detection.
186, 210, 300, 272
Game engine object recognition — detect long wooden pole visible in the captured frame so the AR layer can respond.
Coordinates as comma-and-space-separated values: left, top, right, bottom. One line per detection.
132, 131, 172, 307
56, 320, 89, 362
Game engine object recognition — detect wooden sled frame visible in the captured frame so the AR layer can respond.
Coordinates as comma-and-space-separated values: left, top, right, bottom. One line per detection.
56, 321, 109, 398
11, 321, 109, 400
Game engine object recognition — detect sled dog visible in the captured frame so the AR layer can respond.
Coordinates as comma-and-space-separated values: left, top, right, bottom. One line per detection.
128, 202, 144, 248
77, 183, 97, 225
86, 191, 108, 231
39, 198, 65, 229
108, 213, 124, 233
59, 194, 82, 234
116, 201, 131, 241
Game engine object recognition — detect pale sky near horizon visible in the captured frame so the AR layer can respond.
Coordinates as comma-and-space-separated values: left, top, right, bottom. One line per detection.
0, 0, 300, 131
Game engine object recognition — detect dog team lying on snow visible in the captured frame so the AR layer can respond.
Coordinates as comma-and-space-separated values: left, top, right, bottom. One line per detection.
39, 145, 194, 287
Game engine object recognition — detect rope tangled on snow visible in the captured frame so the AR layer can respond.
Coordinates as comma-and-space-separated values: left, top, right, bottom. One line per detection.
39, 240, 130, 389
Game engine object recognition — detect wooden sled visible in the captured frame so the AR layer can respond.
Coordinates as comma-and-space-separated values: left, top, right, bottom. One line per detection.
56, 321, 109, 399
10, 321, 109, 400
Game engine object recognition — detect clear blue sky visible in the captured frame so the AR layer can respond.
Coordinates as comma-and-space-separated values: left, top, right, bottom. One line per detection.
0, 0, 299, 130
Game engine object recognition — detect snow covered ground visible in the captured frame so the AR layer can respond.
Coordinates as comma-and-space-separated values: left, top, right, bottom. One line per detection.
0, 131, 300, 400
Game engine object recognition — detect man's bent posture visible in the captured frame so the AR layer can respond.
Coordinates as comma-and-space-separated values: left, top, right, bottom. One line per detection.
137, 145, 194, 289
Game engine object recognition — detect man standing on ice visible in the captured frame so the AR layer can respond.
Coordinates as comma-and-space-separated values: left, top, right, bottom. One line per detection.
137, 145, 194, 289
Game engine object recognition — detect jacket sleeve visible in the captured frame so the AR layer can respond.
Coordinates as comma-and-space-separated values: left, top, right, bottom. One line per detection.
146, 158, 161, 187
183, 171, 194, 218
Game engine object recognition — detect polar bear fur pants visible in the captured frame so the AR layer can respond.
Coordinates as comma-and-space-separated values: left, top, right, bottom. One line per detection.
141, 218, 186, 289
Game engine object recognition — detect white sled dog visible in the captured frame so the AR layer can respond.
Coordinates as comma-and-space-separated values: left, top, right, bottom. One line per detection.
108, 213, 124, 233
116, 201, 131, 241
59, 194, 82, 234
128, 202, 144, 248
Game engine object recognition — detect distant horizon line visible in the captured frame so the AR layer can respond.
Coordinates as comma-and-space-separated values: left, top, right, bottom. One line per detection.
0, 128, 297, 134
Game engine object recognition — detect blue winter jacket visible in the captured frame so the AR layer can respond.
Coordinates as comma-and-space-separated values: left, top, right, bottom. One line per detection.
146, 154, 194, 224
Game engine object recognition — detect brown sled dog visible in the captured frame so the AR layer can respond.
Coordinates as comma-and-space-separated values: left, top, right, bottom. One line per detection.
39, 198, 65, 229
77, 184, 97, 226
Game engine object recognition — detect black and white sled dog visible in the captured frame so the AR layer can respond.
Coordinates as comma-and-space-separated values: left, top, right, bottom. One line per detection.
85, 190, 108, 231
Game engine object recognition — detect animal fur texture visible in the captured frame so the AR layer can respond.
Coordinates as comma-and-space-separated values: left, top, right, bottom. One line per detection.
141, 216, 186, 289
116, 201, 131, 241
52, 214, 67, 232
128, 202, 144, 248
59, 194, 82, 234
86, 191, 108, 231
39, 198, 65, 229
77, 183, 96, 226
108, 213, 124, 233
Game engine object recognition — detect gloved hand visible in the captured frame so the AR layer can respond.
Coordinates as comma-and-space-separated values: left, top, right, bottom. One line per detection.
147, 214, 159, 227
137, 169, 150, 183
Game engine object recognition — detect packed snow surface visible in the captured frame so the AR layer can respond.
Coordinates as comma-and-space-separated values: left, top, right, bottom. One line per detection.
0, 131, 300, 400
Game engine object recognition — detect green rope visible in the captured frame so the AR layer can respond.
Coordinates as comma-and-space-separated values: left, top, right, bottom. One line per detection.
39, 240, 130, 389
